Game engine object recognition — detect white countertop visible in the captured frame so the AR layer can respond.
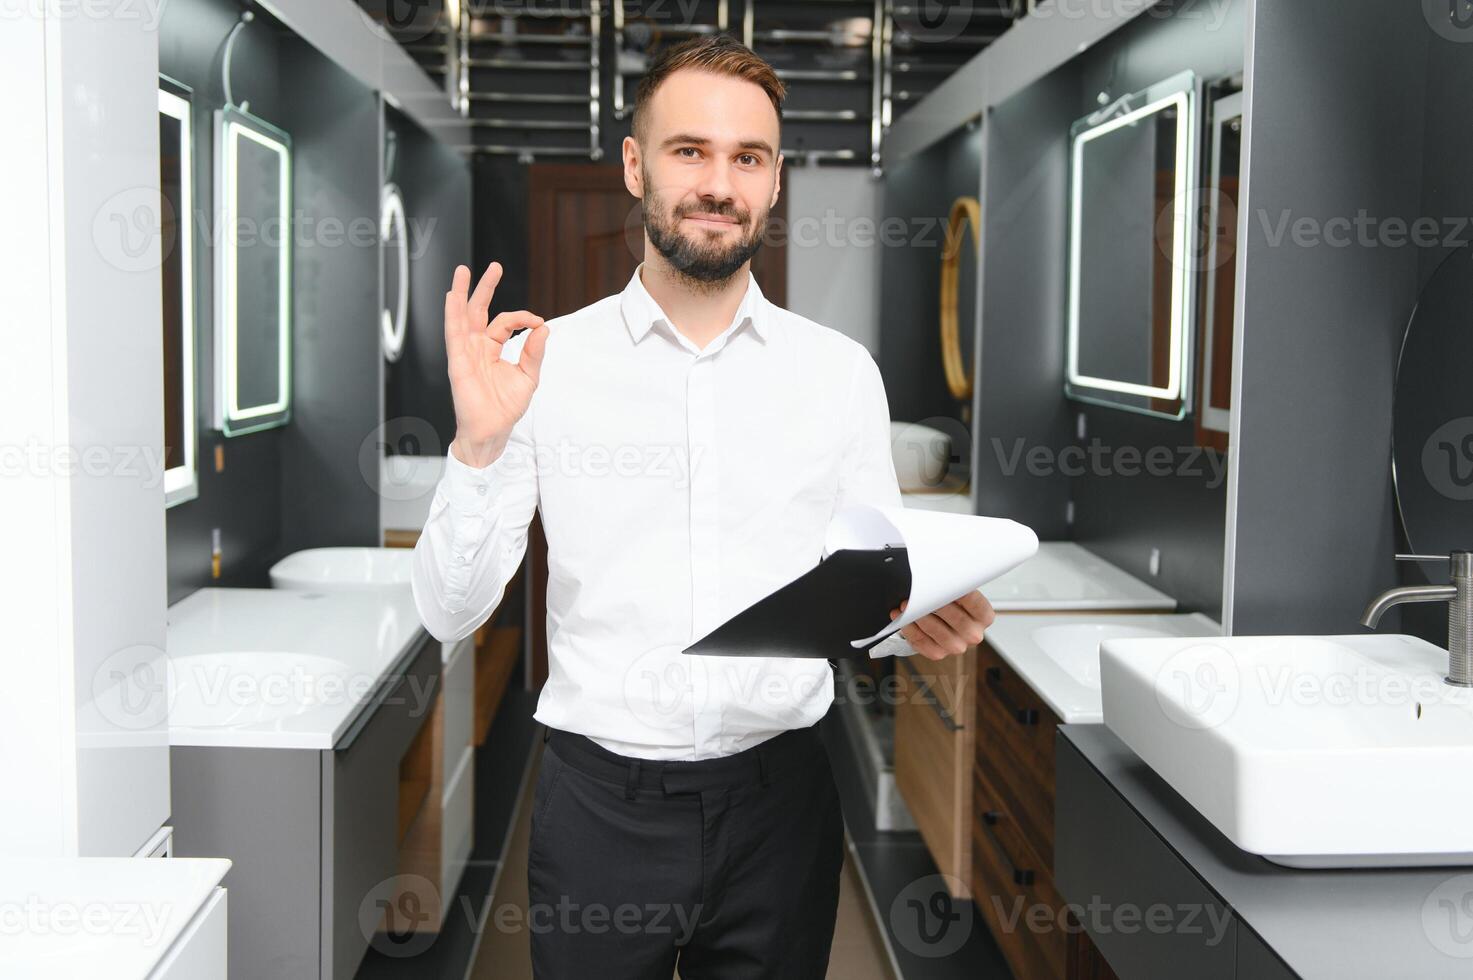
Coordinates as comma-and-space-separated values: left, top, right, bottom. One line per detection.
984, 611, 1220, 723
165, 588, 428, 750
0, 857, 229, 978
983, 541, 1177, 612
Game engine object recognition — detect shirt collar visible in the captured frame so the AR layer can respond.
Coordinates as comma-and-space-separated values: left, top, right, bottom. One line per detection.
619, 263, 770, 346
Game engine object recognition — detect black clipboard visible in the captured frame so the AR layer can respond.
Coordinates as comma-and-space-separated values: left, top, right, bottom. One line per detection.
682, 547, 912, 658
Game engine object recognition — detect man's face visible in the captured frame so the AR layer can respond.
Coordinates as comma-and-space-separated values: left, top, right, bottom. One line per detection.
624, 69, 782, 284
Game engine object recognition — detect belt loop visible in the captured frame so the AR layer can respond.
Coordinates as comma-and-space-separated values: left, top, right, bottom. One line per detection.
625, 759, 642, 800
542, 727, 551, 744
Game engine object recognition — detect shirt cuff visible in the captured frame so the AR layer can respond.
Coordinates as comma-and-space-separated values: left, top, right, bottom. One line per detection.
440, 447, 499, 513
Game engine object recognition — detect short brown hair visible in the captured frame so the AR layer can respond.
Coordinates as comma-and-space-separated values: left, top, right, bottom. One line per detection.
631, 34, 786, 143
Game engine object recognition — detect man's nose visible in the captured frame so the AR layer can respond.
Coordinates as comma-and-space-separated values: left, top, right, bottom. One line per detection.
691, 159, 736, 209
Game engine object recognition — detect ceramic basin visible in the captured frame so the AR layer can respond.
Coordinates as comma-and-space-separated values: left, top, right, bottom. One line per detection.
982, 543, 1176, 612
1101, 632, 1473, 868
1033, 622, 1172, 689
168, 651, 359, 729
165, 588, 426, 749
981, 612, 1217, 724
269, 546, 413, 592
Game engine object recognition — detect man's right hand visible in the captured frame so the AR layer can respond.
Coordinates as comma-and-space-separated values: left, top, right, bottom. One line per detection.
444, 262, 549, 468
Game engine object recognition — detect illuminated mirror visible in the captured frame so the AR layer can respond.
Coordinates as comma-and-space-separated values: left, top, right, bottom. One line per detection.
160, 79, 197, 506
1066, 70, 1200, 419
215, 105, 291, 435
1199, 90, 1242, 438
381, 182, 409, 362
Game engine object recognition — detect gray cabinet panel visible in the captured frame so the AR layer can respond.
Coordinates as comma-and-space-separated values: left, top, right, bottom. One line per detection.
322, 634, 440, 980
171, 746, 323, 980
1054, 737, 1236, 980
1237, 923, 1300, 980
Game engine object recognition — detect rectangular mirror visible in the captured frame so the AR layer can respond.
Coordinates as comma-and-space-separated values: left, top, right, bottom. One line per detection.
160, 78, 198, 505
215, 105, 292, 436
1199, 89, 1242, 440
1066, 70, 1200, 419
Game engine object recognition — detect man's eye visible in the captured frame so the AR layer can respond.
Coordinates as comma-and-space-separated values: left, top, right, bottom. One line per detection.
677, 146, 699, 158
738, 154, 758, 166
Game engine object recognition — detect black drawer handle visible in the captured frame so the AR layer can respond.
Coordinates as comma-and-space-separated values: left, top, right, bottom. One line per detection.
897, 657, 962, 731
985, 667, 1039, 726
981, 810, 1035, 887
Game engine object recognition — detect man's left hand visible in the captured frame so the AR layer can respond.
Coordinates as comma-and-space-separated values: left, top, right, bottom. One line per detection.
888, 590, 997, 661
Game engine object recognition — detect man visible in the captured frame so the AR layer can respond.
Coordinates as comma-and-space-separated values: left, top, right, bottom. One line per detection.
412, 34, 995, 978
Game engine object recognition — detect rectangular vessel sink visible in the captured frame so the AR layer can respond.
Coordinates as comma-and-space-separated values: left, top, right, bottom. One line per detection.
1100, 632, 1473, 868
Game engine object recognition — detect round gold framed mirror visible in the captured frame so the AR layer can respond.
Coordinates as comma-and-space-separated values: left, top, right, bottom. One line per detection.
940, 195, 980, 407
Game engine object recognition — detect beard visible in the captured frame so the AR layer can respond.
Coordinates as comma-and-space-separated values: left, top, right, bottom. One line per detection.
641, 167, 768, 289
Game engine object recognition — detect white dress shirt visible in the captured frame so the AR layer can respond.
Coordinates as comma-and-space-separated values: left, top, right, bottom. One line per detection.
411, 265, 903, 760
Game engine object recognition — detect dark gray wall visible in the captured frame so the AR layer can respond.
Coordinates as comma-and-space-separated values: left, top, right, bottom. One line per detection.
161, 0, 384, 601
969, 0, 1243, 618
1396, 14, 1473, 644
1065, 0, 1245, 620
381, 154, 518, 457
381, 106, 473, 459
878, 122, 982, 429
973, 66, 1076, 542
1227, 0, 1429, 634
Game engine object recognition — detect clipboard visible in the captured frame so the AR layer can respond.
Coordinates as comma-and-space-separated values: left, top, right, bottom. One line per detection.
682, 547, 912, 659
682, 502, 1039, 660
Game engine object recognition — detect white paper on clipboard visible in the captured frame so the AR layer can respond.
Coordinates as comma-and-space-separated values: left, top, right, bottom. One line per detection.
822, 502, 1039, 657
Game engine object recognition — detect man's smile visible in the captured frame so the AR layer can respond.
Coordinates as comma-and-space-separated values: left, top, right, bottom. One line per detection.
681, 212, 741, 229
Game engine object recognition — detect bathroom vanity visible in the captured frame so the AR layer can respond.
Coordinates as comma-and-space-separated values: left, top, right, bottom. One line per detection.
166, 588, 437, 980
891, 540, 1217, 980
1056, 725, 1470, 979
893, 543, 1185, 898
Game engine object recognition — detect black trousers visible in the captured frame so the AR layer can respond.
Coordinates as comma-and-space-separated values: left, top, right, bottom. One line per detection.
527, 720, 846, 979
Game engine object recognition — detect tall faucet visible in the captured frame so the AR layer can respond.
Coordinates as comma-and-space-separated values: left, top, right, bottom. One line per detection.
1361, 551, 1473, 688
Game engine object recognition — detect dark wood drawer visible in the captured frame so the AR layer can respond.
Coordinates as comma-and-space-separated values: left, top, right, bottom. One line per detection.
975, 642, 1060, 867
972, 766, 1067, 980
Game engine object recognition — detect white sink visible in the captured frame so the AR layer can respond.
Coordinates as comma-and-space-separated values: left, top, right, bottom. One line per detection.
983, 542, 1176, 612
166, 588, 426, 749
1101, 632, 1473, 868
983, 613, 1218, 723
269, 546, 413, 592
168, 652, 358, 729
1034, 623, 1172, 688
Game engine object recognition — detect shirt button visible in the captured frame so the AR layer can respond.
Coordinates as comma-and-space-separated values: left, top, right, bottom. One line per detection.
455, 555, 466, 564
476, 485, 487, 496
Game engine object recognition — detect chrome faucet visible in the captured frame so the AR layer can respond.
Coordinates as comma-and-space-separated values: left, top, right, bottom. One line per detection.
1361, 551, 1473, 688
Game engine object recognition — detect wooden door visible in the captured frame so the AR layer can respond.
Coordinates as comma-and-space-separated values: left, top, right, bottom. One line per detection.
523, 162, 787, 687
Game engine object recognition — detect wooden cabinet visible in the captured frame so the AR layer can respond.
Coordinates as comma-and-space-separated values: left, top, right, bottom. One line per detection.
970, 642, 1071, 980
894, 648, 976, 898
974, 643, 1060, 868
893, 634, 1124, 979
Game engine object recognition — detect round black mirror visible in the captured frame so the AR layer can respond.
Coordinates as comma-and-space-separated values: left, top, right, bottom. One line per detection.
1392, 243, 1473, 568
